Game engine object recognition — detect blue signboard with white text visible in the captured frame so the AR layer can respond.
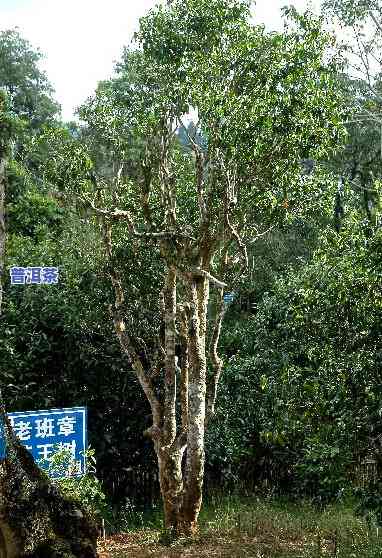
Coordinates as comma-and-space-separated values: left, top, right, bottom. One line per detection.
0, 407, 87, 477
223, 292, 235, 304
0, 419, 5, 460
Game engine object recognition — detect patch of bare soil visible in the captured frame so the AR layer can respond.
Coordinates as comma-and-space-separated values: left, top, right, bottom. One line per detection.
97, 530, 312, 557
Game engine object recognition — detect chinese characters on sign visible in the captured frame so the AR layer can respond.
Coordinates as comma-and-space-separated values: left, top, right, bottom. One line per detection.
9, 267, 59, 285
1, 407, 87, 477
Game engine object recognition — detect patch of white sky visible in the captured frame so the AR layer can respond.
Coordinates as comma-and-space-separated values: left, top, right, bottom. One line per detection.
1, 0, 323, 121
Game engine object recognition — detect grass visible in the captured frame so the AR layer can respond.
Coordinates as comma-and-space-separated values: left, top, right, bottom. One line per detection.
98, 493, 382, 557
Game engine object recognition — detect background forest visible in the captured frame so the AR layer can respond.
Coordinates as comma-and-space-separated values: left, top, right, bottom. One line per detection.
0, 0, 382, 548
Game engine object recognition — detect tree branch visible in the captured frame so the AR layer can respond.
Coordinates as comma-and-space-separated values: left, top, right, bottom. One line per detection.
101, 219, 162, 431
162, 266, 177, 446
89, 199, 194, 240
177, 303, 190, 432
205, 287, 225, 423
369, 9, 382, 35
190, 267, 227, 289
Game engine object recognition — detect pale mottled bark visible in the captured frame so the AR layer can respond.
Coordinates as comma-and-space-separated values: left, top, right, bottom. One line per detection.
179, 276, 208, 533
151, 276, 209, 535
178, 304, 189, 430
156, 446, 184, 531
163, 266, 177, 446
206, 287, 225, 421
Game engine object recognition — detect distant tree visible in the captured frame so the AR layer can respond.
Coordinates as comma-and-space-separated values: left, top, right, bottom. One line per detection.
323, 0, 382, 222
0, 29, 60, 127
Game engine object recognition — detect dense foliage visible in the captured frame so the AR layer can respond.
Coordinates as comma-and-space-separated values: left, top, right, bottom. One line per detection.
207, 203, 382, 502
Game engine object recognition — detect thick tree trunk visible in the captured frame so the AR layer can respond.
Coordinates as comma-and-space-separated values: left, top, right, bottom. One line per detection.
157, 276, 209, 536
150, 276, 209, 537
179, 277, 208, 535
0, 416, 99, 558
156, 446, 184, 532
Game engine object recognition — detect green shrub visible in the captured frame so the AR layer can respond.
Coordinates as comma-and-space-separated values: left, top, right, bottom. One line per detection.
44, 446, 111, 525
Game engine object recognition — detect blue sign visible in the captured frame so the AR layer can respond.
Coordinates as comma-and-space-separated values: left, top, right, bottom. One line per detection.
223, 292, 235, 304
9, 267, 59, 285
6, 407, 87, 477
0, 418, 5, 460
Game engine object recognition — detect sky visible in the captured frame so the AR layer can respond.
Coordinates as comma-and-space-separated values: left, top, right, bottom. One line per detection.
0, 0, 321, 121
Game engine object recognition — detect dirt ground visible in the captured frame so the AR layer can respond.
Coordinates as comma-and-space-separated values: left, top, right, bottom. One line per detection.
97, 530, 311, 558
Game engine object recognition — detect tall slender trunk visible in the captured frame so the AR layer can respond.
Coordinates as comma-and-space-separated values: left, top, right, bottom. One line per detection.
179, 276, 209, 534
156, 266, 185, 532
163, 266, 177, 446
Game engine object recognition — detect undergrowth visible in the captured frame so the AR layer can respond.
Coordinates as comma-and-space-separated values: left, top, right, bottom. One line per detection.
103, 492, 382, 557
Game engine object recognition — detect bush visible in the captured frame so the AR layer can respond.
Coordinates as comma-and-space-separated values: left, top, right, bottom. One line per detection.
44, 446, 112, 525
356, 482, 382, 527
